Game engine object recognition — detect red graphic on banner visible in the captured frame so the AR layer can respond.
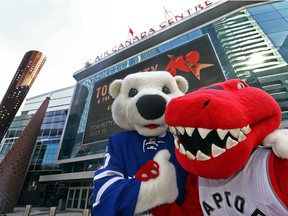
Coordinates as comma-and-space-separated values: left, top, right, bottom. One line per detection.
165, 51, 214, 79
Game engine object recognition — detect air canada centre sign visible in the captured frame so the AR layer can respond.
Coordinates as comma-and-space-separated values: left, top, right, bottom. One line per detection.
83, 35, 225, 144
93, 0, 219, 62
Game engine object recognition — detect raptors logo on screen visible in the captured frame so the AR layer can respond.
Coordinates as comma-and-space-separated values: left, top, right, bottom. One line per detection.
165, 50, 214, 79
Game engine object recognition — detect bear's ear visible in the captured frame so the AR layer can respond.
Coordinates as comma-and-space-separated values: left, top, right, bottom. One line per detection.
174, 75, 189, 93
109, 79, 123, 98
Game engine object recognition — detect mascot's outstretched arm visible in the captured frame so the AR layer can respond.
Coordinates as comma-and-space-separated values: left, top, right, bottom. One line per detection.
263, 129, 288, 159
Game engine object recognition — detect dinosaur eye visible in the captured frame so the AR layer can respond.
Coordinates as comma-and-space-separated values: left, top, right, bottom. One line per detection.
128, 88, 138, 97
162, 86, 170, 94
237, 82, 246, 89
205, 86, 223, 90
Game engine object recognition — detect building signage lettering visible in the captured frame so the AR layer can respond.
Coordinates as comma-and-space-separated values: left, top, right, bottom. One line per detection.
91, 0, 216, 63
83, 35, 225, 144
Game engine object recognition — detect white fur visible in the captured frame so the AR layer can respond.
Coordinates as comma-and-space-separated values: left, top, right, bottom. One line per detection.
134, 150, 178, 214
109, 79, 122, 98
263, 129, 288, 159
110, 71, 188, 137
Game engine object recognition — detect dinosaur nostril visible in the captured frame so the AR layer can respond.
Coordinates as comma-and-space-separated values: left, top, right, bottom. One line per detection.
203, 99, 210, 108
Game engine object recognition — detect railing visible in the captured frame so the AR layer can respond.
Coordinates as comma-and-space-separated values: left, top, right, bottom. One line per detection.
21, 205, 92, 216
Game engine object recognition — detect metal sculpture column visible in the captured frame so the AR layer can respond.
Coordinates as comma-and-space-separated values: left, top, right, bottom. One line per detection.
0, 50, 46, 143
0, 97, 50, 213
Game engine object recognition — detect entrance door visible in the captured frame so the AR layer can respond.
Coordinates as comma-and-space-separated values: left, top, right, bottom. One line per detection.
66, 187, 93, 210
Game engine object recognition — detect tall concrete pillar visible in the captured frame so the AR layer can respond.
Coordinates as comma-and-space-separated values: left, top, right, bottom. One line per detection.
0, 97, 50, 213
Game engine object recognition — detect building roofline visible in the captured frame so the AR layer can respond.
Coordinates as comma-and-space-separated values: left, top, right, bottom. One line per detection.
25, 85, 75, 101
72, 0, 271, 81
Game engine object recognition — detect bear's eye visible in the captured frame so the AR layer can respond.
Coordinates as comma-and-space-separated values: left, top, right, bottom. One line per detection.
128, 88, 138, 97
162, 86, 170, 94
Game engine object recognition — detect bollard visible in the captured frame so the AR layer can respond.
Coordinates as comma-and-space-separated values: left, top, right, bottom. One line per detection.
48, 207, 57, 216
82, 209, 91, 216
23, 205, 32, 216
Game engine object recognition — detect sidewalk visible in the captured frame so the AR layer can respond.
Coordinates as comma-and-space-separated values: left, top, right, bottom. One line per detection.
5, 207, 86, 216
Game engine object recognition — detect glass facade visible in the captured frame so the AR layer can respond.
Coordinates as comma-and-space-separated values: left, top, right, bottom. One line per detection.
60, 0, 288, 162
29, 110, 67, 171
0, 86, 74, 207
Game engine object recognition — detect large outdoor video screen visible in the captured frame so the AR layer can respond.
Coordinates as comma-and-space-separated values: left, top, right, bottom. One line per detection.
83, 34, 225, 144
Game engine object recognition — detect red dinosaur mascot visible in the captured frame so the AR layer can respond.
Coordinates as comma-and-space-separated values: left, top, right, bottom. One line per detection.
152, 79, 288, 215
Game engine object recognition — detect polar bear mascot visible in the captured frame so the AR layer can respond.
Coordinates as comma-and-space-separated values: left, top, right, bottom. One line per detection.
92, 71, 189, 215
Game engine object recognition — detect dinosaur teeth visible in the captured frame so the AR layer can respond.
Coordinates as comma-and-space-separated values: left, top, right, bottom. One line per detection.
217, 129, 229, 140
198, 128, 212, 139
171, 125, 251, 139
229, 128, 240, 139
186, 150, 195, 160
172, 125, 251, 160
172, 133, 177, 140
174, 139, 179, 149
196, 150, 211, 161
169, 126, 177, 134
179, 144, 186, 154
226, 137, 239, 149
177, 141, 196, 160
211, 143, 226, 157
176, 126, 185, 135
170, 126, 195, 136
238, 131, 247, 142
241, 125, 251, 135
185, 127, 195, 137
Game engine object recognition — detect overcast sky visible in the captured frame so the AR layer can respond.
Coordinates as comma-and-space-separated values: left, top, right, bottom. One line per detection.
0, 0, 206, 103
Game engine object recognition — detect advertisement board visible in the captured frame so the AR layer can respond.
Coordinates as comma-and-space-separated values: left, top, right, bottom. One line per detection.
83, 35, 225, 144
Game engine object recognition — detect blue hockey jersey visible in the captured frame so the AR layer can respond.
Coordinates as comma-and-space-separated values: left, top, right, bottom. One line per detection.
92, 130, 188, 216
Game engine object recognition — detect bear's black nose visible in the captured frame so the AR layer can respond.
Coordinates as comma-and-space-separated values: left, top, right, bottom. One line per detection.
136, 95, 166, 120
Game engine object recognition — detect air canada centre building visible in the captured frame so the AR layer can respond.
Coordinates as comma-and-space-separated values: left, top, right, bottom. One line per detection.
39, 0, 288, 210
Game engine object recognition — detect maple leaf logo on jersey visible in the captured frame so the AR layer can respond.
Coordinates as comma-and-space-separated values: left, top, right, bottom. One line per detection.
165, 51, 213, 79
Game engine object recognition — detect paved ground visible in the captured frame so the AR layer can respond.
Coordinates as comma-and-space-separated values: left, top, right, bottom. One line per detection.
5, 207, 90, 216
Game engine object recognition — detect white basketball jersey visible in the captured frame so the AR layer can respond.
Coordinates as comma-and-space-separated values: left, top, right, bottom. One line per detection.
198, 147, 288, 216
